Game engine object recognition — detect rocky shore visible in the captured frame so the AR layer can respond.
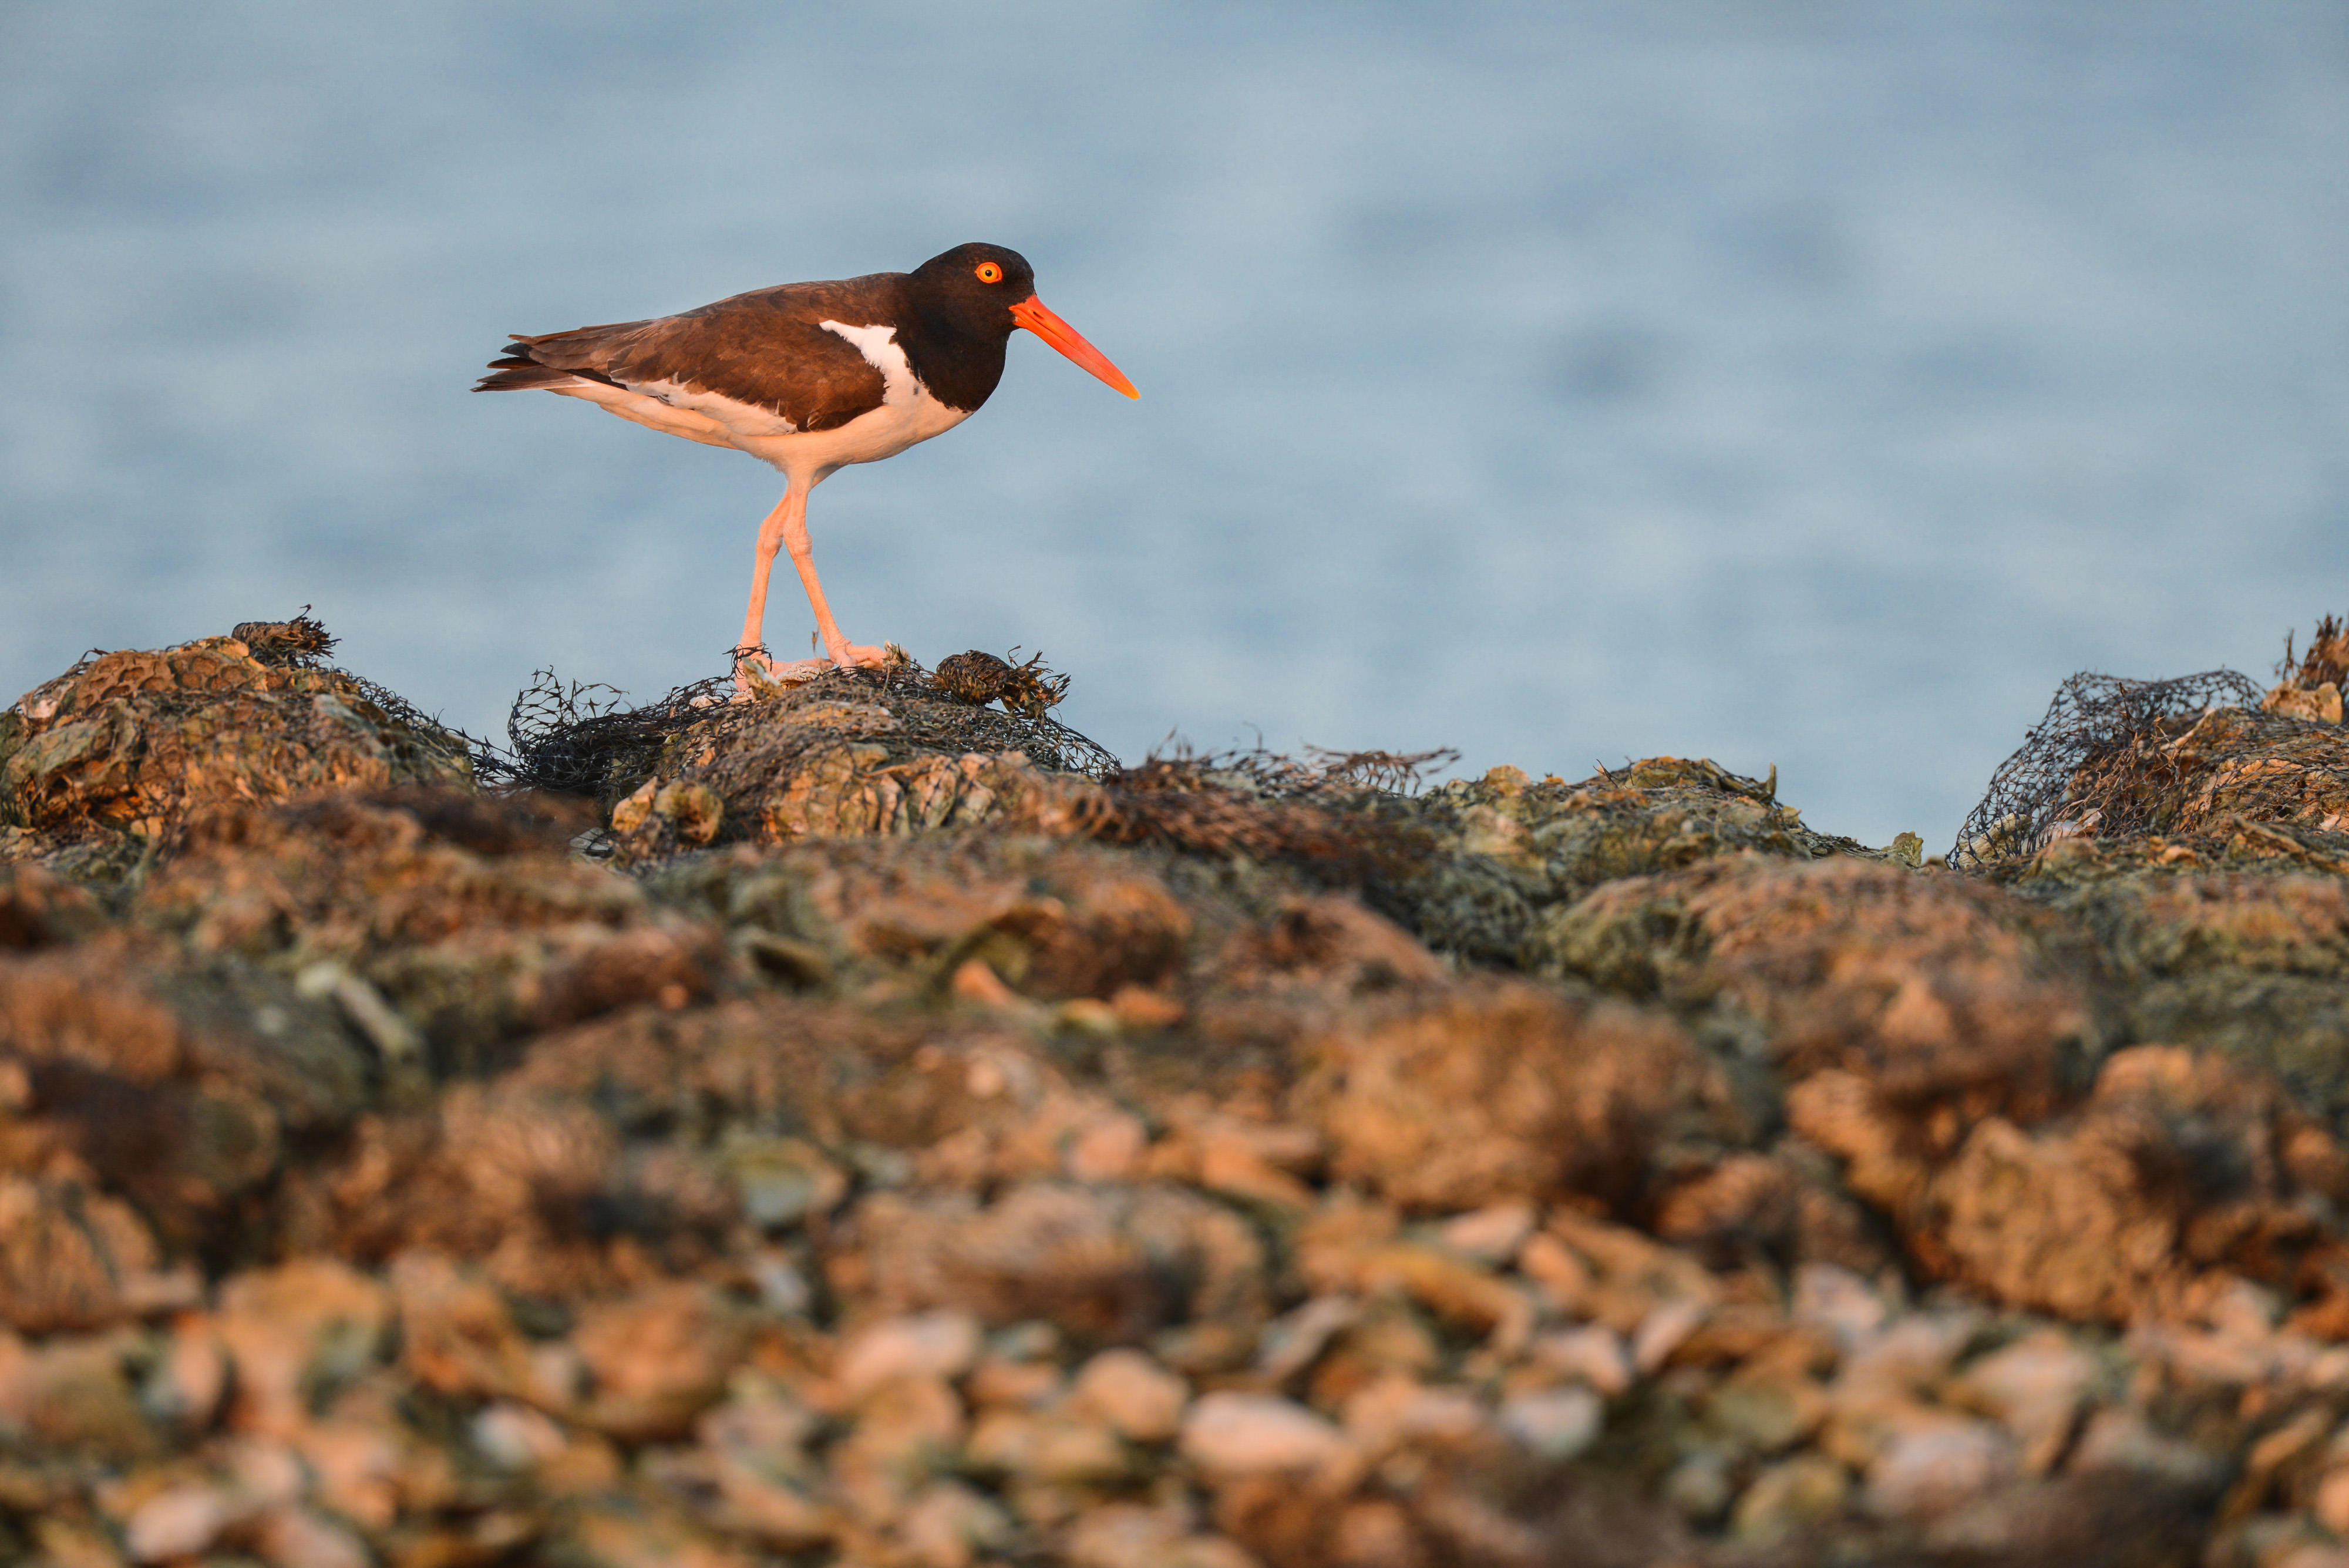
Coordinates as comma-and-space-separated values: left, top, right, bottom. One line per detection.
7, 617, 2349, 1567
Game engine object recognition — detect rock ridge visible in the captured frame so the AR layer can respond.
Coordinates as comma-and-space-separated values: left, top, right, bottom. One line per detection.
5, 615, 2349, 1566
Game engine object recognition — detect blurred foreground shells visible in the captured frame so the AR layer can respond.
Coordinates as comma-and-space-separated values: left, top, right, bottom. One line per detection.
10, 615, 2349, 1564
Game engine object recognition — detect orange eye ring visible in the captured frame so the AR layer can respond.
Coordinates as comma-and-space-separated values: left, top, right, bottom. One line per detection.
974, 261, 1004, 284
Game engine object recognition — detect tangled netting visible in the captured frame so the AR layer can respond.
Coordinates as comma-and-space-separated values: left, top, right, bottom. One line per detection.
236, 612, 476, 773
1093, 743, 1455, 865
472, 653, 1122, 808
1952, 669, 2264, 867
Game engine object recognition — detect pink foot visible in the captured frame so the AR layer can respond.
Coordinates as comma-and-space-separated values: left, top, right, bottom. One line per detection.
810, 632, 892, 670
732, 648, 829, 698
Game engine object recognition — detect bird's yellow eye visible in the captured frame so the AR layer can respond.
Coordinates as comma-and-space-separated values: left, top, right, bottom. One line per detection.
975, 262, 1004, 284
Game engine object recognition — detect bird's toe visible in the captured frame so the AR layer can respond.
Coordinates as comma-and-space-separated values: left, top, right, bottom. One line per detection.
815, 636, 892, 670
733, 649, 830, 699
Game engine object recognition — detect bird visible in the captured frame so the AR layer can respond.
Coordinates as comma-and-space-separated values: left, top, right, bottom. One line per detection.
473, 243, 1137, 685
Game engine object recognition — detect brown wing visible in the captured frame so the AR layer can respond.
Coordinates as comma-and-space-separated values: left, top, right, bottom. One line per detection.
477, 274, 907, 433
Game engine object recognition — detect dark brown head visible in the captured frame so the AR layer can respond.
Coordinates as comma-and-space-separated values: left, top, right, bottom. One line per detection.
908, 243, 1037, 334
907, 243, 1138, 399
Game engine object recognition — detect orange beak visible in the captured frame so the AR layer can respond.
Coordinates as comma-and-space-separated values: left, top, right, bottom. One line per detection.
1010, 295, 1139, 399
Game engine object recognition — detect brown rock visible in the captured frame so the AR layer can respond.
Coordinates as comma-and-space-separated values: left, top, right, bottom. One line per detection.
0, 1328, 154, 1459
1859, 1412, 2020, 1520
3, 636, 468, 846
1801, 1045, 2341, 1320
1061, 1503, 1213, 1568
1731, 1452, 1851, 1545
557, 1501, 759, 1568
18, 618, 2349, 1568
214, 1259, 391, 1438
965, 1405, 1129, 1484
1496, 1384, 1603, 1461
389, 1251, 534, 1401
571, 1281, 750, 1439
1336, 1374, 1492, 1463
833, 1311, 983, 1404
1070, 1347, 1189, 1443
1916, 1468, 2220, 1568
694, 1372, 836, 1548
2035, 869, 2349, 1122
1219, 895, 1445, 996
0, 862, 104, 950
307, 1076, 737, 1298
251, 1505, 371, 1568
1527, 1324, 1634, 1395
829, 1372, 967, 1524
1300, 980, 1717, 1213
1181, 1391, 1355, 1478
143, 1311, 230, 1434
0, 935, 366, 1259
1209, 1473, 1357, 1568
136, 790, 713, 1074
894, 1479, 1012, 1568
0, 1176, 190, 1334
780, 837, 1193, 1000
1708, 1367, 1829, 1455
1950, 1329, 2102, 1474
123, 1480, 240, 1563
852, 1181, 1267, 1341
1533, 855, 2104, 1119
2264, 681, 2344, 726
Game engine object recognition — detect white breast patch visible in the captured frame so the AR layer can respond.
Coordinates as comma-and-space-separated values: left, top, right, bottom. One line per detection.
820, 319, 918, 404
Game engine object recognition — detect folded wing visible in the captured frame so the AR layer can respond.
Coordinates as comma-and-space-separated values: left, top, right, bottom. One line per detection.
474, 277, 903, 440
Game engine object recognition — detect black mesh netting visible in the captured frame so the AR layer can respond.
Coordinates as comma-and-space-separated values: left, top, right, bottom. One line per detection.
1951, 668, 2264, 867
236, 611, 476, 774
470, 652, 1123, 809
462, 646, 1463, 873
1088, 742, 1455, 863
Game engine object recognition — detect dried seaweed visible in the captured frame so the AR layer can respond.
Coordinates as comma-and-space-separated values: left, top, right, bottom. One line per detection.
2277, 613, 2349, 692
930, 648, 1069, 717
862, 654, 1116, 776
228, 606, 336, 668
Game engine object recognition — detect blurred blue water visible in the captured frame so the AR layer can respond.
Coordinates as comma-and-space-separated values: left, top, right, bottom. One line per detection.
4, 1, 2345, 847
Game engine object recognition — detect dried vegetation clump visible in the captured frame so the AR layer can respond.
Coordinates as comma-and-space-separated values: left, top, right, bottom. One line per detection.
9, 614, 2349, 1565
2269, 614, 2349, 726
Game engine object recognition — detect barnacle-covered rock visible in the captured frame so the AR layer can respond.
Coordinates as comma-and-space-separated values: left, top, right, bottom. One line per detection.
3, 630, 470, 899
5, 613, 2349, 1567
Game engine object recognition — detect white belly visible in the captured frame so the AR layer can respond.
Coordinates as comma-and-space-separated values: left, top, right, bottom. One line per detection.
732, 385, 971, 478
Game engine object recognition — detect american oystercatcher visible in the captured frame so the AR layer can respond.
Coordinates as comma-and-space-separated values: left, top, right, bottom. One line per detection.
474, 243, 1137, 683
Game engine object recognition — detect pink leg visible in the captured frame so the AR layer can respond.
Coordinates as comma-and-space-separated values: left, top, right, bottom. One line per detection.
735, 486, 884, 687
773, 488, 885, 669
736, 492, 792, 658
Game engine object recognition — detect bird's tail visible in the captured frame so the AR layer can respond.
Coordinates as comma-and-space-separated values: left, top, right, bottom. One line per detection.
472, 359, 601, 393
472, 321, 652, 393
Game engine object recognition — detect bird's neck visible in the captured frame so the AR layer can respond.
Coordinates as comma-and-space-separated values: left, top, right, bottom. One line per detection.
893, 306, 1008, 415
